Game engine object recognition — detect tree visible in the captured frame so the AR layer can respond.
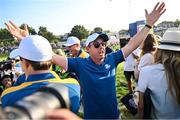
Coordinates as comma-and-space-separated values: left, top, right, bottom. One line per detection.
0, 28, 15, 47
20, 24, 37, 35
174, 19, 180, 27
38, 26, 57, 43
69, 25, 89, 40
0, 28, 13, 40
93, 27, 103, 33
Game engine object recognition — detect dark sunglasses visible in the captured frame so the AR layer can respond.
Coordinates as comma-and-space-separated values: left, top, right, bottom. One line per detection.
91, 41, 106, 48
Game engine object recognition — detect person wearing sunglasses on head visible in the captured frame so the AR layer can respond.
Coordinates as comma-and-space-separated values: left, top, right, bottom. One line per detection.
5, 2, 166, 119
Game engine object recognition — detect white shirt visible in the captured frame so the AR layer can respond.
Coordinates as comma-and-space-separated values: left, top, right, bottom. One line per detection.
137, 64, 180, 119
138, 53, 154, 71
124, 48, 141, 71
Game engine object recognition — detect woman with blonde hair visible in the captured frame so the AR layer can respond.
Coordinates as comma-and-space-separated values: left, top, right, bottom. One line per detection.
137, 28, 180, 119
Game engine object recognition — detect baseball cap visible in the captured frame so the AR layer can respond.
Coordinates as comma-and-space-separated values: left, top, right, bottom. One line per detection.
85, 33, 109, 47
9, 49, 20, 60
64, 36, 80, 47
156, 28, 180, 51
12, 35, 52, 61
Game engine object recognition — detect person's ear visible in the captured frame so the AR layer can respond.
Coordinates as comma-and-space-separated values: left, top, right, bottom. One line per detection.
86, 46, 90, 53
24, 60, 30, 69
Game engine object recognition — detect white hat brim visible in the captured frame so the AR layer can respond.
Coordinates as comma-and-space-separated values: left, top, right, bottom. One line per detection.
64, 43, 73, 47
156, 44, 180, 51
9, 49, 21, 59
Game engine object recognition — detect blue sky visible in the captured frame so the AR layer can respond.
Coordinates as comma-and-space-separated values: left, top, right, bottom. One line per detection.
0, 0, 180, 35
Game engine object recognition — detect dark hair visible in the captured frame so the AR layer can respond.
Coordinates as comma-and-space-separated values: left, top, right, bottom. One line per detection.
24, 59, 52, 71
1, 74, 12, 82
141, 34, 157, 55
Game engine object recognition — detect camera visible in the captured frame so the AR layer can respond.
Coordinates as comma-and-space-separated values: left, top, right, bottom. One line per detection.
0, 83, 70, 120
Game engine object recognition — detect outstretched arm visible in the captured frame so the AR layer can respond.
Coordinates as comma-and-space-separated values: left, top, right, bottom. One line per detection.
5, 20, 29, 41
5, 20, 68, 70
122, 2, 166, 58
52, 54, 68, 71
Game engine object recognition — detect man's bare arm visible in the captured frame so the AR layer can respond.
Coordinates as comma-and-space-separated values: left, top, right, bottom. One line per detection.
122, 2, 166, 58
52, 54, 68, 71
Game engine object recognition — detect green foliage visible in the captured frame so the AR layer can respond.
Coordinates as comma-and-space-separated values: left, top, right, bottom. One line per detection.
0, 28, 15, 47
38, 26, 57, 42
111, 45, 133, 118
174, 19, 180, 27
0, 28, 13, 39
20, 24, 37, 35
70, 25, 89, 40
103, 30, 110, 33
116, 63, 134, 119
0, 53, 8, 62
93, 27, 103, 33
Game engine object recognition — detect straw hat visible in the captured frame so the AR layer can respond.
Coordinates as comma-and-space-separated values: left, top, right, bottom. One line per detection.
156, 28, 180, 51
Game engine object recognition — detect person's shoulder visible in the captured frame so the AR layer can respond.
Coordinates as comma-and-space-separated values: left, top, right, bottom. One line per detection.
105, 50, 125, 63
68, 56, 88, 64
107, 49, 122, 55
17, 73, 26, 79
13, 73, 26, 86
79, 50, 89, 58
145, 53, 153, 57
140, 53, 154, 61
107, 49, 124, 58
141, 64, 163, 72
62, 78, 79, 85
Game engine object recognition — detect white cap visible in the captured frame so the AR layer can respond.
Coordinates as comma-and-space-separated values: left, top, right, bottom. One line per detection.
64, 36, 80, 47
156, 28, 180, 51
85, 33, 109, 47
12, 35, 52, 61
9, 49, 20, 60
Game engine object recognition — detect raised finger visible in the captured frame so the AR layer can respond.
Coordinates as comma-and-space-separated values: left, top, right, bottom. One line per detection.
153, 2, 160, 11
24, 24, 28, 32
157, 2, 165, 12
160, 9, 166, 16
9, 20, 19, 29
5, 22, 15, 32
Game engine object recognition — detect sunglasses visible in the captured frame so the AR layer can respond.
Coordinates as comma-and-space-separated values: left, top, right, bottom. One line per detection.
91, 41, 106, 48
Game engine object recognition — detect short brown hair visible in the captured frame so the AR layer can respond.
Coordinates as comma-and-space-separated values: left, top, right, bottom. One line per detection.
24, 59, 52, 71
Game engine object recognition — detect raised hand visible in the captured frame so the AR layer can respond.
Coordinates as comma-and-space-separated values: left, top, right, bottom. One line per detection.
145, 2, 166, 26
5, 20, 29, 41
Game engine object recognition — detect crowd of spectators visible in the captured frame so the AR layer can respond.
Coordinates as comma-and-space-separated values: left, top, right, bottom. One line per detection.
1, 2, 179, 119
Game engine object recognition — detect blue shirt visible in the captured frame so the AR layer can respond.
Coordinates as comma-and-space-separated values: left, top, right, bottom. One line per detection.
68, 50, 125, 119
1, 71, 80, 113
